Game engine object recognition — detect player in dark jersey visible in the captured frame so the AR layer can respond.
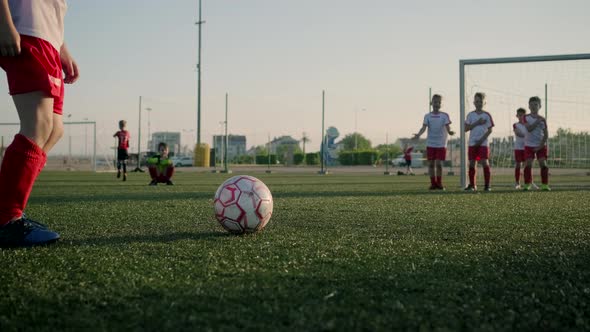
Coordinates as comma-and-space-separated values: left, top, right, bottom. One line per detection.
113, 120, 130, 181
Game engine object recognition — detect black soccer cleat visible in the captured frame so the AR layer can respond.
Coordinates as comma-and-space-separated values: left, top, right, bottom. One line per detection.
464, 184, 477, 191
166, 180, 174, 186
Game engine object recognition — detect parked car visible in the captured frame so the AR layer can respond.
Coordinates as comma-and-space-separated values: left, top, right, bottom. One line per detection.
171, 156, 194, 167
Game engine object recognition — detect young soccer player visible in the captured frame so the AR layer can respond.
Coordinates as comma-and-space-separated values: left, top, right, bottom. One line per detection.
464, 92, 494, 191
113, 120, 130, 181
412, 94, 454, 190
522, 96, 550, 191
403, 143, 414, 175
0, 0, 79, 247
513, 108, 527, 189
147, 142, 175, 186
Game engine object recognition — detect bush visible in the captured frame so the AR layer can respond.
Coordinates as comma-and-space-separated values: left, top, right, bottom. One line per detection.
338, 150, 380, 165
305, 153, 320, 165
294, 153, 305, 165
256, 154, 277, 165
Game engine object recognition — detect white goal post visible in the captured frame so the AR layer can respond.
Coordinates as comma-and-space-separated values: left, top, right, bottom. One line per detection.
459, 53, 590, 188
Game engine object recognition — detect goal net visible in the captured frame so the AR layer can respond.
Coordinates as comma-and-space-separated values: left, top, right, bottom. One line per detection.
459, 54, 590, 188
0, 121, 113, 172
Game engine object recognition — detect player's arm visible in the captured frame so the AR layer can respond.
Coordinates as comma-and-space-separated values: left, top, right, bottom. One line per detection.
412, 124, 427, 140
464, 118, 485, 132
0, 0, 20, 56
446, 124, 455, 136
475, 127, 493, 147
524, 117, 542, 132
60, 43, 79, 84
541, 120, 548, 147
513, 125, 525, 138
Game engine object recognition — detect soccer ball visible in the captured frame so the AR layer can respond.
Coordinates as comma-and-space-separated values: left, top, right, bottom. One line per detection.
213, 175, 273, 234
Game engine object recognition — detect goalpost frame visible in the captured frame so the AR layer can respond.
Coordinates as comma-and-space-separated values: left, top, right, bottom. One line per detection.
459, 53, 590, 188
0, 121, 97, 172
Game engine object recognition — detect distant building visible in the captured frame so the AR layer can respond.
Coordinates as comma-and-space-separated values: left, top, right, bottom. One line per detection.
269, 135, 300, 154
213, 135, 247, 162
150, 132, 181, 156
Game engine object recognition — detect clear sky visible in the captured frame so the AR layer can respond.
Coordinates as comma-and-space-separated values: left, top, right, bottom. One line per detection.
1, 0, 589, 156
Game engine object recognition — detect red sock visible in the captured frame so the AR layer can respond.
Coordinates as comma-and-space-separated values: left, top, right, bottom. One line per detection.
0, 134, 46, 225
541, 167, 549, 184
468, 167, 476, 186
430, 176, 436, 186
483, 166, 491, 186
436, 176, 442, 187
524, 166, 532, 184
515, 167, 521, 183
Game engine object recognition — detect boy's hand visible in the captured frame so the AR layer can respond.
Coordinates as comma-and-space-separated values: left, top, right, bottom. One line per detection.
60, 44, 79, 84
0, 23, 20, 56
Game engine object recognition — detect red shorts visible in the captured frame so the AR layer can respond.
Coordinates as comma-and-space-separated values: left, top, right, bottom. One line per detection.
426, 147, 446, 161
0, 35, 64, 114
525, 146, 548, 160
514, 149, 525, 163
468, 146, 489, 161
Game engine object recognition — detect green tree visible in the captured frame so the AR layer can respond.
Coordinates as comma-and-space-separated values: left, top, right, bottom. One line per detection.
339, 133, 371, 151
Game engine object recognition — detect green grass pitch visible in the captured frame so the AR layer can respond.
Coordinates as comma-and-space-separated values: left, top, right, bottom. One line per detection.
1, 171, 589, 330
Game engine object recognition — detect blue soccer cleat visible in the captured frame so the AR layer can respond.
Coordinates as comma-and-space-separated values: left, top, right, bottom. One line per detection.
0, 217, 60, 248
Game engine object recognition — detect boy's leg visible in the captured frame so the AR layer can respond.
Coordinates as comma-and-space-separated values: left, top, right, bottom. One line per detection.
482, 159, 491, 188
435, 160, 443, 188
539, 158, 549, 185
468, 160, 476, 187
0, 92, 53, 225
524, 159, 533, 185
42, 111, 64, 154
428, 160, 436, 188
164, 165, 175, 184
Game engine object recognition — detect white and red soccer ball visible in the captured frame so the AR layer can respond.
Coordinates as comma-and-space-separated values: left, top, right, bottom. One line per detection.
214, 175, 273, 234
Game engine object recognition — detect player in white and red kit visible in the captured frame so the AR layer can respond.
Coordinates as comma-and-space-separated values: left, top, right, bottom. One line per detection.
522, 96, 550, 191
413, 94, 455, 190
113, 120, 131, 181
0, 0, 79, 247
464, 92, 494, 191
513, 108, 527, 189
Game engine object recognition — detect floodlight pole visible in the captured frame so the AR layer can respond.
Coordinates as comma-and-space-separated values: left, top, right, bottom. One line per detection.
266, 133, 272, 174
221, 93, 232, 174
133, 95, 144, 172
319, 90, 327, 175
429, 87, 432, 112
384, 132, 391, 175
195, 0, 206, 146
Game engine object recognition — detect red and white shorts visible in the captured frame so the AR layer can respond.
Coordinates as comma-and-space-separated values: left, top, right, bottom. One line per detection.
525, 146, 548, 160
426, 147, 446, 161
468, 146, 489, 161
0, 35, 64, 115
514, 149, 526, 163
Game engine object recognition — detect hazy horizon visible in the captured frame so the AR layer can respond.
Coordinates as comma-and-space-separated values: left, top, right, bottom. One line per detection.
1, 0, 589, 158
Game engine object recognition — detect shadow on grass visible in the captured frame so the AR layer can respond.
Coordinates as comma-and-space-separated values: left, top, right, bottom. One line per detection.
29, 191, 213, 204
62, 231, 232, 247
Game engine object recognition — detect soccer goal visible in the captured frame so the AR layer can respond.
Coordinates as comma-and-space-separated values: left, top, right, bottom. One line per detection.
0, 121, 109, 172
459, 53, 590, 188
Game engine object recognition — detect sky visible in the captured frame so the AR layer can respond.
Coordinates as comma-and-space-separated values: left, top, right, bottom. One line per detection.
1, 0, 590, 157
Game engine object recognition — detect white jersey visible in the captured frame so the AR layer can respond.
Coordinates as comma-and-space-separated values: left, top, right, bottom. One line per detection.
423, 112, 451, 148
8, 0, 67, 52
465, 111, 494, 147
523, 114, 547, 148
513, 122, 526, 150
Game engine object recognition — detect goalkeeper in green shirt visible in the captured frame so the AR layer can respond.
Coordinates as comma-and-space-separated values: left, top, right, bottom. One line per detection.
147, 142, 174, 186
